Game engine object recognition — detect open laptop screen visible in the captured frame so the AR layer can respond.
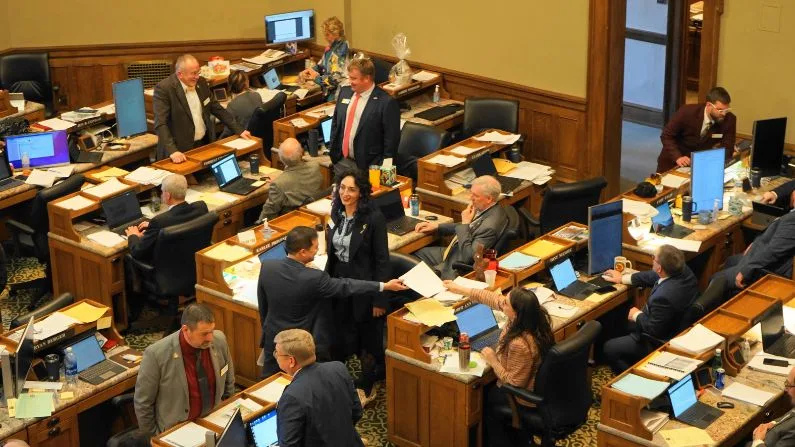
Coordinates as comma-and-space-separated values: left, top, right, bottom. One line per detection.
373, 189, 406, 221
668, 375, 698, 418
262, 69, 281, 90
471, 154, 497, 177
761, 301, 787, 351
652, 202, 674, 228
5, 131, 70, 168
102, 191, 143, 229
320, 117, 332, 145
0, 149, 14, 180
249, 408, 279, 447
65, 335, 106, 373
455, 303, 498, 339
210, 154, 243, 189
549, 258, 577, 291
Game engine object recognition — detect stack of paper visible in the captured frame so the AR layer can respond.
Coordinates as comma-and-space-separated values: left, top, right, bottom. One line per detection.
500, 252, 540, 271
204, 243, 251, 262
405, 299, 456, 327
440, 352, 486, 376
205, 397, 263, 428
657, 236, 702, 253
721, 381, 775, 407
200, 191, 238, 206
411, 70, 439, 82
525, 285, 555, 304
449, 145, 485, 156
543, 302, 577, 318
640, 409, 669, 434
552, 225, 588, 242
30, 312, 80, 341
473, 131, 520, 145
503, 161, 554, 184
47, 165, 75, 178
243, 50, 286, 65
400, 262, 445, 297
56, 195, 95, 211
611, 373, 670, 400
87, 230, 126, 247
661, 174, 689, 188
622, 199, 659, 217
640, 351, 702, 380
521, 239, 564, 258
305, 198, 332, 215
125, 166, 171, 185
15, 392, 54, 418
83, 178, 128, 199
305, 104, 335, 118
160, 422, 208, 447
660, 427, 714, 446
63, 302, 108, 323
428, 154, 465, 168
669, 324, 724, 356
36, 118, 74, 131
25, 170, 57, 187
290, 118, 310, 127
223, 138, 257, 150
250, 377, 291, 403
255, 88, 282, 103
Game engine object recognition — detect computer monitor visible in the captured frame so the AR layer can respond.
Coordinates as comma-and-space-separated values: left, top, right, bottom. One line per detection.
751, 117, 787, 177
15, 317, 35, 398
249, 408, 278, 447
265, 9, 314, 44
587, 201, 623, 274
259, 240, 288, 262
691, 148, 725, 214
217, 408, 247, 447
113, 78, 148, 139
319, 117, 332, 146
5, 131, 70, 168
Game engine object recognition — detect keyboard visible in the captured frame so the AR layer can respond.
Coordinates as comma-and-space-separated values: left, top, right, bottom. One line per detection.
496, 175, 523, 193
678, 402, 722, 429
768, 335, 795, 358
471, 330, 501, 352
79, 359, 127, 385
561, 280, 597, 300
111, 217, 148, 235
222, 177, 257, 195
0, 177, 24, 192
386, 216, 425, 236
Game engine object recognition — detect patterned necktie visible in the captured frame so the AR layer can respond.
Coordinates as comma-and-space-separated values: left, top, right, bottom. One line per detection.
341, 93, 361, 158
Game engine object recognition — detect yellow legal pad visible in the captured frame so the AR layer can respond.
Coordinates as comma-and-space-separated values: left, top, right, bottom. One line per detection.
492, 158, 516, 175
520, 239, 564, 259
62, 302, 108, 324
405, 299, 457, 327
204, 243, 252, 263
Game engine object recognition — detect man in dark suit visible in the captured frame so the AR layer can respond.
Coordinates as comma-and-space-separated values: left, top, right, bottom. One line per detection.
257, 226, 407, 377
750, 366, 795, 446
274, 329, 365, 447
414, 176, 509, 279
602, 245, 699, 373
328, 57, 400, 175
153, 54, 251, 162
712, 209, 795, 295
761, 179, 795, 211
656, 87, 737, 173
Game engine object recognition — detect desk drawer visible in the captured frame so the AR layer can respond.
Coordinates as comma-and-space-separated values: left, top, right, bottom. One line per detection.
29, 405, 79, 447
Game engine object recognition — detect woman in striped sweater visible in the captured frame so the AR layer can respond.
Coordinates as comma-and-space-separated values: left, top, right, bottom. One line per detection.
444, 282, 555, 446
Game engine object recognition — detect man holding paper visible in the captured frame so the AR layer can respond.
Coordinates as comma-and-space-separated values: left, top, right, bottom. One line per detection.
751, 366, 795, 446
602, 245, 698, 374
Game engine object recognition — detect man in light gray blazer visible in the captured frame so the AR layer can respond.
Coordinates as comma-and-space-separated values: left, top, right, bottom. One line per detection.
259, 138, 323, 221
134, 304, 235, 436
751, 366, 795, 446
414, 175, 508, 279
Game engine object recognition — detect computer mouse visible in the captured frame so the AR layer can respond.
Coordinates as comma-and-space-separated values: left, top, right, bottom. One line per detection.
716, 401, 734, 409
425, 216, 438, 221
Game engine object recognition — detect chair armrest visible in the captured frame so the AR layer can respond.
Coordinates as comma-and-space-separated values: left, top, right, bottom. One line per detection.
501, 384, 544, 405
111, 392, 134, 408
452, 262, 474, 274
5, 219, 34, 236
517, 207, 539, 227
125, 253, 155, 276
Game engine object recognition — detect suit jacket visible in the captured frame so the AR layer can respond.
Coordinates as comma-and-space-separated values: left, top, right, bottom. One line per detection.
153, 73, 243, 160
436, 204, 509, 279
277, 362, 364, 447
773, 180, 795, 210
259, 161, 323, 221
328, 85, 400, 170
326, 202, 391, 321
733, 210, 795, 282
657, 103, 736, 172
630, 267, 698, 341
753, 410, 795, 447
127, 201, 209, 263
134, 330, 235, 436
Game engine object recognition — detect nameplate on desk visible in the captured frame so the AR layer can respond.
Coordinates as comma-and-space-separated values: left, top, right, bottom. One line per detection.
547, 247, 575, 264
650, 191, 675, 207
396, 84, 422, 97
72, 116, 106, 131
203, 155, 227, 167
33, 329, 74, 352
253, 235, 287, 254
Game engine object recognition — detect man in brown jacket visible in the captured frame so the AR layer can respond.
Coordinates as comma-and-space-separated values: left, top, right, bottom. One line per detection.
656, 87, 736, 173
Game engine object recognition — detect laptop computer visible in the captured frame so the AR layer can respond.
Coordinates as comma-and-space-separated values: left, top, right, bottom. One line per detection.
217, 407, 246, 447
0, 149, 24, 192
261, 68, 300, 93
210, 153, 258, 196
761, 301, 795, 359
548, 257, 597, 300
414, 104, 462, 122
471, 153, 523, 193
651, 202, 694, 238
101, 190, 148, 235
318, 117, 333, 147
65, 334, 128, 386
373, 189, 424, 236
249, 408, 279, 447
751, 201, 787, 227
455, 302, 501, 352
667, 374, 723, 429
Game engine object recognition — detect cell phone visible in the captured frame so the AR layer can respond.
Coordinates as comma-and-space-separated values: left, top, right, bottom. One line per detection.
763, 358, 790, 367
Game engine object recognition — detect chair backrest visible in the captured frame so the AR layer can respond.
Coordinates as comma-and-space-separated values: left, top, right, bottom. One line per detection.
539, 177, 607, 234
248, 92, 287, 158
533, 320, 601, 431
679, 279, 728, 333
494, 205, 520, 255
29, 174, 85, 259
462, 98, 519, 138
0, 53, 52, 112
10, 293, 74, 329
151, 213, 218, 296
395, 122, 449, 183
372, 58, 393, 85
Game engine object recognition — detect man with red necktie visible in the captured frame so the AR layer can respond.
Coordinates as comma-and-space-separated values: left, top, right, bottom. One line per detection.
328, 56, 400, 176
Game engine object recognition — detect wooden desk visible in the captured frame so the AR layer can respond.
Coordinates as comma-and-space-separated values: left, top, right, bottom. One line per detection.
47, 138, 276, 331
0, 299, 139, 447
0, 100, 45, 124
597, 275, 795, 446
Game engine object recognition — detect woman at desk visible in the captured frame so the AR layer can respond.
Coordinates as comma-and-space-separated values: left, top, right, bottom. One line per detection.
326, 168, 390, 404
221, 70, 285, 137
300, 16, 349, 101
444, 282, 555, 446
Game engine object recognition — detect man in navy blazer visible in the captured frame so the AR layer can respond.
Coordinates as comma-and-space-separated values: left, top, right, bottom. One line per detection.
274, 329, 365, 447
328, 57, 400, 174
257, 226, 407, 377
602, 245, 699, 373
761, 179, 795, 211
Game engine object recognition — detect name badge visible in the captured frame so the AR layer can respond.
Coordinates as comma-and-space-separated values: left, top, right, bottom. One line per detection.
342, 98, 350, 104
712, 133, 723, 138
221, 364, 229, 377
203, 97, 210, 106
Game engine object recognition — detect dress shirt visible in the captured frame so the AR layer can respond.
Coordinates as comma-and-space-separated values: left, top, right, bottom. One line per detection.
180, 80, 206, 142
700, 106, 713, 138
178, 331, 216, 420
345, 83, 375, 160
332, 212, 355, 263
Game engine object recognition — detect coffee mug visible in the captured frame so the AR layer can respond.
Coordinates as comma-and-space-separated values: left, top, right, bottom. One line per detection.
614, 256, 632, 272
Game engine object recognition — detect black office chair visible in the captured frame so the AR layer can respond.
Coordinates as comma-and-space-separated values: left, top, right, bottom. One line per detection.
126, 213, 218, 319
461, 97, 520, 138
6, 174, 85, 309
520, 177, 607, 238
395, 122, 450, 184
247, 92, 287, 160
452, 205, 521, 274
496, 321, 602, 447
388, 251, 422, 310
106, 393, 148, 447
10, 293, 74, 329
0, 53, 54, 116
372, 57, 393, 85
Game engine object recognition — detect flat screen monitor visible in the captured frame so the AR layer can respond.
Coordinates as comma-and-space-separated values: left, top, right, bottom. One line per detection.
691, 148, 725, 214
751, 117, 787, 177
113, 78, 148, 138
259, 240, 287, 262
588, 201, 623, 274
15, 317, 35, 398
217, 408, 246, 447
4, 131, 70, 168
265, 9, 314, 44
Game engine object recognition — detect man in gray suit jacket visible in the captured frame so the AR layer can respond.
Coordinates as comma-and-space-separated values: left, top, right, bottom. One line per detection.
259, 138, 323, 221
414, 176, 509, 279
153, 54, 251, 162
134, 304, 235, 436
751, 366, 795, 446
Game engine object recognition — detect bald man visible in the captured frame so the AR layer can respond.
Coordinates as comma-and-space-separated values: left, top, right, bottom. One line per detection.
751, 366, 795, 446
259, 138, 323, 221
153, 54, 251, 163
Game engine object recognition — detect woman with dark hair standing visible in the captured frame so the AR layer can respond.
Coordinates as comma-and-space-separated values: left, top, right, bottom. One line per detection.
326, 168, 390, 403
443, 282, 555, 446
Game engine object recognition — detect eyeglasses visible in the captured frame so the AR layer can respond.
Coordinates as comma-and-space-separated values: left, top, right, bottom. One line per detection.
784, 381, 795, 389
338, 184, 360, 194
273, 349, 292, 358
709, 102, 731, 115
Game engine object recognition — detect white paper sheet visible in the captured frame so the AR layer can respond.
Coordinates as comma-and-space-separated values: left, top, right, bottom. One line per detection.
452, 276, 489, 290
748, 353, 794, 376
25, 170, 57, 187
87, 230, 126, 247
23, 381, 64, 390
46, 165, 75, 178
428, 154, 465, 168
622, 199, 659, 217
250, 378, 290, 403
30, 312, 80, 341
411, 70, 440, 82
223, 138, 257, 150
400, 262, 445, 298
440, 352, 486, 377
56, 195, 95, 210
37, 118, 74, 131
305, 198, 332, 215
669, 324, 724, 355
290, 118, 310, 127
473, 131, 520, 144
83, 178, 128, 198
659, 236, 702, 253
721, 381, 774, 407
525, 286, 555, 304
160, 422, 208, 447
661, 174, 689, 188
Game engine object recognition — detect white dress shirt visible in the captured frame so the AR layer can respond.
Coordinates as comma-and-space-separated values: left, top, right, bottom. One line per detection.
700, 106, 713, 138
345, 83, 375, 160
180, 80, 206, 142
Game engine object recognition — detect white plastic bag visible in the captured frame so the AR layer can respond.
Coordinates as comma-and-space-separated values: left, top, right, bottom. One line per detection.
389, 33, 413, 86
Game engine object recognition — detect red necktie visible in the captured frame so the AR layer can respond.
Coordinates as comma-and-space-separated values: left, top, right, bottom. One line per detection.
341, 93, 361, 159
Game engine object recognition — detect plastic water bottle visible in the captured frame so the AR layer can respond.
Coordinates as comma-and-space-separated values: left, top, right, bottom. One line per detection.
432, 85, 440, 103
712, 198, 720, 223
740, 339, 751, 363
64, 347, 78, 387
21, 152, 30, 170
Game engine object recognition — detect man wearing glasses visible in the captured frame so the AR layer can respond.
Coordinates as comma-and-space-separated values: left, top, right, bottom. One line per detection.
656, 86, 737, 173
751, 366, 795, 446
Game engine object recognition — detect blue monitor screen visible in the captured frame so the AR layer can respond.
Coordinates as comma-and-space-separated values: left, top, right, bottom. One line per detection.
113, 78, 147, 138
588, 201, 623, 274
691, 148, 725, 213
259, 241, 287, 262
250, 409, 278, 447
549, 258, 578, 291
652, 202, 674, 228
455, 304, 497, 339
668, 375, 697, 417
66, 335, 106, 372
5, 131, 70, 168
210, 154, 242, 188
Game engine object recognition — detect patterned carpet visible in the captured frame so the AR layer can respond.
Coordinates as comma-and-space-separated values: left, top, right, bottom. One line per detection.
1, 255, 612, 446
